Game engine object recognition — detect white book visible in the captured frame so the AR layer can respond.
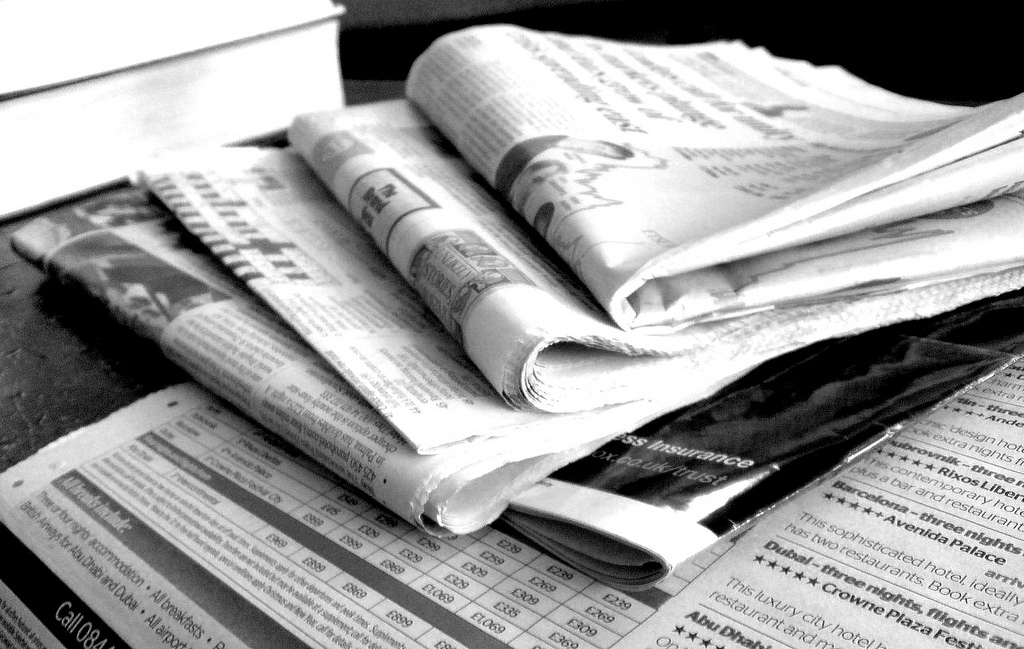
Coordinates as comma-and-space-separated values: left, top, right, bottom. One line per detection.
0, 0, 345, 220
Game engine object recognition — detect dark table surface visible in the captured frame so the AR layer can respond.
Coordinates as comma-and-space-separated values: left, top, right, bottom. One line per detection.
0, 79, 405, 473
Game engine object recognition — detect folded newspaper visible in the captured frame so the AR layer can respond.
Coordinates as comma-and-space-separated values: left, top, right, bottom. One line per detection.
10, 186, 1019, 590
11, 187, 681, 541
142, 25, 1024, 425
15, 25, 1024, 589
406, 26, 1024, 330
12, 178, 1019, 589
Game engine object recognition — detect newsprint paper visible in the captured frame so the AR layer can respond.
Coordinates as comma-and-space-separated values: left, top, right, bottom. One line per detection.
146, 135, 1024, 435
9, 187, 671, 537
11, 187, 1022, 593
152, 25, 1024, 419
405, 25, 1024, 332
4, 358, 1024, 649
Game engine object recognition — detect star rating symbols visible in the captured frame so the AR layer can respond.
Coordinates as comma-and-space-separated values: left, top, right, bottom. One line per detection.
754, 553, 819, 587
669, 623, 724, 648
947, 404, 990, 419
876, 449, 937, 470
875, 446, 938, 472
823, 492, 885, 518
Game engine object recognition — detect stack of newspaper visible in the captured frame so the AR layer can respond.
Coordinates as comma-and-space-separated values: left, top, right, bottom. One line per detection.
14, 25, 1024, 588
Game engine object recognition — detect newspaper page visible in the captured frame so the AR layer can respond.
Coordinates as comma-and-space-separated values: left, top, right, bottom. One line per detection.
405, 24, 1024, 332
0, 384, 711, 649
5, 356, 1024, 649
147, 114, 1024, 418
8, 187, 668, 535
